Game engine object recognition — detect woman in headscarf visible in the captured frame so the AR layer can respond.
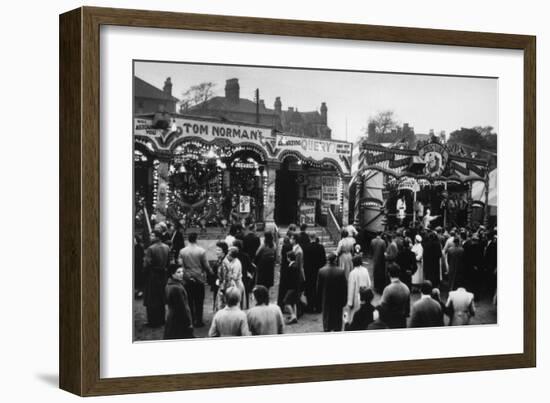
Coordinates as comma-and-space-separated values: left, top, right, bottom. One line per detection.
164, 264, 194, 339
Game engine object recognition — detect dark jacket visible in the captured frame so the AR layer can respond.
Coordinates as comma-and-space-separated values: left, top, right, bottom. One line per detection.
143, 241, 170, 309
380, 279, 410, 329
317, 263, 347, 331
447, 245, 465, 290
396, 248, 417, 287
347, 303, 375, 331
423, 239, 442, 287
304, 242, 327, 281
164, 278, 194, 339
297, 231, 311, 250
255, 245, 276, 288
243, 232, 261, 261
410, 296, 444, 328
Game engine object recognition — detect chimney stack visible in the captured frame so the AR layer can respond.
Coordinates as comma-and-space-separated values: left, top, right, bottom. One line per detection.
274, 97, 282, 113
163, 77, 173, 96
320, 102, 327, 124
225, 78, 240, 103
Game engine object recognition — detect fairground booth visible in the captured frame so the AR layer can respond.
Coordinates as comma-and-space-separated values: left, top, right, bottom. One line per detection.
134, 114, 353, 232
349, 138, 496, 234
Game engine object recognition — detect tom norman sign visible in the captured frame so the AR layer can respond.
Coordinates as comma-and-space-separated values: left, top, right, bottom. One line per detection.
134, 116, 274, 150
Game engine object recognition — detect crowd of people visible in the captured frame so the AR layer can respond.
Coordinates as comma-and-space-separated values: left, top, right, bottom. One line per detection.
135, 218, 497, 340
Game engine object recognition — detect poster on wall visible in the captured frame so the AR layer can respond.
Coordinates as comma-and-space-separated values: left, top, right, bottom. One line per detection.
307, 175, 322, 199
239, 195, 251, 213
299, 199, 316, 225
322, 177, 339, 204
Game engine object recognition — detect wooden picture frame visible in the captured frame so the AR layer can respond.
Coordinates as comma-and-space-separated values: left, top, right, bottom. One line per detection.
59, 6, 536, 396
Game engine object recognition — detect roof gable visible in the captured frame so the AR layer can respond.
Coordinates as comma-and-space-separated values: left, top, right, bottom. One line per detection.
134, 76, 179, 103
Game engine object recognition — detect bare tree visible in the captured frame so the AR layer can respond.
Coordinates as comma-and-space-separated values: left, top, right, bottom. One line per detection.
364, 110, 400, 143
179, 82, 216, 113
372, 111, 398, 135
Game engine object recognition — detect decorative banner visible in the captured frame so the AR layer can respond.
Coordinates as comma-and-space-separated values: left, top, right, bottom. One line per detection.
418, 142, 449, 177
239, 195, 251, 213
397, 177, 420, 192
299, 199, 316, 225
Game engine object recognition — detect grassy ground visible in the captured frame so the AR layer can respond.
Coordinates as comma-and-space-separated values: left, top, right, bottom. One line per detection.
134, 255, 497, 341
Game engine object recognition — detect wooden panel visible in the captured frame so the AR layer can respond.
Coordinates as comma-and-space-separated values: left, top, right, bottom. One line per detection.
59, 7, 82, 396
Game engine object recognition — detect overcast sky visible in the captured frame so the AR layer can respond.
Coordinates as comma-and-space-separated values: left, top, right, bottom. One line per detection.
135, 61, 498, 143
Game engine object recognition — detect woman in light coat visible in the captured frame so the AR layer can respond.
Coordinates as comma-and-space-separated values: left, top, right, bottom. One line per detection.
411, 234, 424, 286
345, 255, 372, 326
336, 229, 356, 279
217, 247, 245, 309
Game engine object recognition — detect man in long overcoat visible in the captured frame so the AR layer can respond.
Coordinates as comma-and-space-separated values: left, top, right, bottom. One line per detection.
371, 232, 387, 294
143, 230, 170, 327
379, 263, 410, 329
317, 253, 347, 331
447, 236, 465, 291
423, 232, 442, 288
303, 234, 326, 312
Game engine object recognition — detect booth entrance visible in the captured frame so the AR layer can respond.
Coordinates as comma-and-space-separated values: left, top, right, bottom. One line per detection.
274, 165, 299, 225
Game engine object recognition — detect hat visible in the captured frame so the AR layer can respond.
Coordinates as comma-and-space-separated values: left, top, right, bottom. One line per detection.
415, 235, 422, 243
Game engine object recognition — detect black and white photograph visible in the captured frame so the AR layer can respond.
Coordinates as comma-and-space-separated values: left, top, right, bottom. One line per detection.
133, 60, 498, 341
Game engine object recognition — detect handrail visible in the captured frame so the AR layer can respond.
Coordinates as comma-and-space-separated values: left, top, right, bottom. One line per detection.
326, 207, 341, 245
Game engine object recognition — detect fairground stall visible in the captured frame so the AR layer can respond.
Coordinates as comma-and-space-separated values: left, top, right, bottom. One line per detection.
349, 139, 495, 233
134, 114, 353, 232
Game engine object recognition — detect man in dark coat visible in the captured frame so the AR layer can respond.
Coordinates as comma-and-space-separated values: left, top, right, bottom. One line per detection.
242, 223, 261, 261
379, 263, 410, 329
395, 238, 417, 291
447, 236, 465, 291
296, 223, 311, 250
410, 281, 444, 328
371, 232, 387, 294
317, 253, 348, 331
303, 233, 327, 312
423, 232, 442, 288
143, 230, 170, 327
164, 265, 194, 339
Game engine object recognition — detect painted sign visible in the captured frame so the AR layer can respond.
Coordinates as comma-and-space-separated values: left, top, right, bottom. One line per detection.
299, 200, 316, 225
134, 117, 274, 149
322, 177, 339, 204
306, 175, 322, 199
275, 134, 352, 173
418, 142, 449, 177
276, 135, 352, 157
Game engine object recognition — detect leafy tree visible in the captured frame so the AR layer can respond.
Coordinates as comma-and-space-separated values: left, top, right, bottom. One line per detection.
179, 82, 216, 113
448, 126, 497, 152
